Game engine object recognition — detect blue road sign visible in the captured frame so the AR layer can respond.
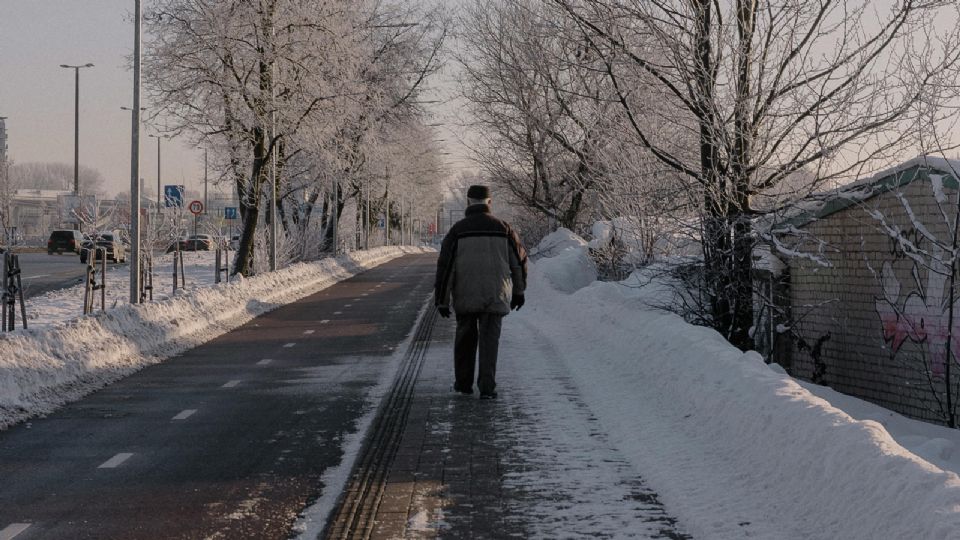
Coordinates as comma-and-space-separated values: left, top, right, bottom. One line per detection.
377, 215, 385, 229
224, 206, 238, 220
164, 185, 184, 208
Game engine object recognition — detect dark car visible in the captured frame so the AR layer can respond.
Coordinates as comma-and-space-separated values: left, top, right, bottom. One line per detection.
80, 231, 128, 264
166, 234, 213, 253
47, 229, 85, 255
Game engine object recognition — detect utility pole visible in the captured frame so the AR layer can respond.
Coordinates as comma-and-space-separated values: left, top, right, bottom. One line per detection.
128, 0, 142, 304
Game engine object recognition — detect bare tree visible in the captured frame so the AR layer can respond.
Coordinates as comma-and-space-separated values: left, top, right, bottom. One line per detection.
554, 0, 960, 349
145, 0, 448, 275
9, 162, 105, 195
145, 0, 367, 274
459, 0, 628, 231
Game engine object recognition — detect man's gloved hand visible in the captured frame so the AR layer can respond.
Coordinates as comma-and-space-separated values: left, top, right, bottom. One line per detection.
510, 294, 525, 311
437, 306, 451, 318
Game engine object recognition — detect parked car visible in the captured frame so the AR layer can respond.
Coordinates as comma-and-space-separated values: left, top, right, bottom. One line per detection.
80, 231, 127, 264
166, 234, 215, 253
47, 229, 85, 255
184, 234, 214, 251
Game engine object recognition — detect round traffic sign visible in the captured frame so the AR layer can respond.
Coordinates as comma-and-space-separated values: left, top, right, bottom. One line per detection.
188, 200, 204, 215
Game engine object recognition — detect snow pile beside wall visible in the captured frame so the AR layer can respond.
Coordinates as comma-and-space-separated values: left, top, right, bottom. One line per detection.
0, 247, 430, 430
529, 227, 587, 258
520, 254, 960, 539
532, 229, 597, 293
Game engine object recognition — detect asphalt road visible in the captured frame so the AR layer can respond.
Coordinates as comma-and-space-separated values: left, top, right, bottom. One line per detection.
10, 252, 124, 299
0, 253, 437, 540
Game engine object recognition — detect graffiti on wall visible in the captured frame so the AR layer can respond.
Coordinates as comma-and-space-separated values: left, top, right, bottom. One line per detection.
875, 247, 956, 376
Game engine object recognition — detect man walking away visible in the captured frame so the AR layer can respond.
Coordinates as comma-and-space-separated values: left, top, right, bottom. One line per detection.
435, 185, 528, 399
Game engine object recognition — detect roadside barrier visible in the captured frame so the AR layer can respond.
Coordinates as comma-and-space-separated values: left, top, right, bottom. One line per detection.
1, 250, 26, 331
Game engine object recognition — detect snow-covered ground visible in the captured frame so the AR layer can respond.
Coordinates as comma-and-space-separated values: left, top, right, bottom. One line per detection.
0, 247, 431, 430
5, 226, 960, 537
23, 250, 229, 330
516, 229, 960, 539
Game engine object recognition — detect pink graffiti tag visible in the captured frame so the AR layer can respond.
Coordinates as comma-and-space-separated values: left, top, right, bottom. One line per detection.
876, 257, 958, 376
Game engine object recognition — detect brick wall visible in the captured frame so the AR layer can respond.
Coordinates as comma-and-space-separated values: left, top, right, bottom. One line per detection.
788, 175, 960, 425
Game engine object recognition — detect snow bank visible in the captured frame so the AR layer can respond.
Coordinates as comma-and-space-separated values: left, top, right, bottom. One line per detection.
529, 227, 587, 259
24, 250, 228, 330
0, 247, 430, 430
530, 228, 596, 293
520, 249, 960, 539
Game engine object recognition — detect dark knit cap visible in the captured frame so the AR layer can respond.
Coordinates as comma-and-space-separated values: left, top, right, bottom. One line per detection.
467, 185, 490, 199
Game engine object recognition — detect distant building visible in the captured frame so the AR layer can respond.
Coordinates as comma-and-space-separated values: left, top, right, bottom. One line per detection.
10, 189, 72, 241
0, 118, 7, 163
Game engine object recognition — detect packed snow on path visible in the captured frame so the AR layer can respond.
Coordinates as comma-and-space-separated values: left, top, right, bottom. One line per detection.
506, 228, 960, 539
0, 246, 431, 430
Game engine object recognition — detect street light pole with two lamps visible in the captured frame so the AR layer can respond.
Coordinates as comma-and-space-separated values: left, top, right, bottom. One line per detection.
59, 63, 94, 211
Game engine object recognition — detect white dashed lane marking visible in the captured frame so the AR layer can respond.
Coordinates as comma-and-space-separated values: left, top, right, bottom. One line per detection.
257, 359, 273, 366
320, 320, 330, 324
98, 453, 134, 469
303, 329, 315, 335
222, 380, 241, 388
333, 311, 342, 315
172, 409, 196, 421
344, 304, 352, 308
0, 523, 31, 540
283, 342, 296, 348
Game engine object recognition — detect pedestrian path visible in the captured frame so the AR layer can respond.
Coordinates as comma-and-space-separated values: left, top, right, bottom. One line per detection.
326, 311, 690, 539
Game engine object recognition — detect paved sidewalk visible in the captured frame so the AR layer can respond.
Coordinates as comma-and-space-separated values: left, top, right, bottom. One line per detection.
327, 313, 690, 539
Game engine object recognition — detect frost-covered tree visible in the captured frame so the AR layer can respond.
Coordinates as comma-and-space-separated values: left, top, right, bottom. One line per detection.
554, 0, 960, 350
144, 0, 447, 275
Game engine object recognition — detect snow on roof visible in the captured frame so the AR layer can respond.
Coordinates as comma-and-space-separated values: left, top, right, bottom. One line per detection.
773, 156, 960, 230
13, 189, 72, 201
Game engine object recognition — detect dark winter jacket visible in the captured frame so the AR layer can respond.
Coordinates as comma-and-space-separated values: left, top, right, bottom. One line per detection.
435, 204, 528, 315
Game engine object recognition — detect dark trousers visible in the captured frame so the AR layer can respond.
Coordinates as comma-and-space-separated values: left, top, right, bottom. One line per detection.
454, 313, 504, 394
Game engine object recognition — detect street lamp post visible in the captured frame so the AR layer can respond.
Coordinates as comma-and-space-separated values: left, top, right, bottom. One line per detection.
60, 62, 94, 230
129, 0, 142, 304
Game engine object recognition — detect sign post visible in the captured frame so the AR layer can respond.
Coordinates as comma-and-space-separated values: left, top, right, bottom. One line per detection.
188, 200, 204, 237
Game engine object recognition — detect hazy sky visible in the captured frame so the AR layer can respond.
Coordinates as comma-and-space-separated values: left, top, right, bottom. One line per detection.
0, 1, 468, 198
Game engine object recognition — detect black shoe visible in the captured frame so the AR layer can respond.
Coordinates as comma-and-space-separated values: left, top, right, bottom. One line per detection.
479, 392, 498, 400
453, 384, 473, 395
